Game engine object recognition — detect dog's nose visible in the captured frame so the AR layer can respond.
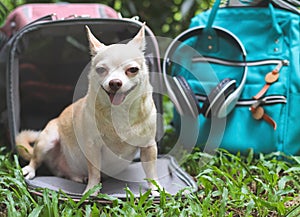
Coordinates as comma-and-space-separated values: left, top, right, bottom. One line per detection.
109, 79, 122, 91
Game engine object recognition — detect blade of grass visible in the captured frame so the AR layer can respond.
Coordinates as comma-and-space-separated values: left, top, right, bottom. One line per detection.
28, 206, 44, 217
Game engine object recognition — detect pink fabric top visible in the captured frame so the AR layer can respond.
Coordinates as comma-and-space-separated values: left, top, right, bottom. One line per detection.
1, 3, 119, 37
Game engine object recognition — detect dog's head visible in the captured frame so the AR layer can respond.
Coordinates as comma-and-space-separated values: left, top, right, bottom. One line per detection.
86, 24, 150, 106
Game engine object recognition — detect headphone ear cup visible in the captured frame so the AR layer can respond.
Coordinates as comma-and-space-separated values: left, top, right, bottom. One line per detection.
202, 78, 236, 118
173, 76, 201, 117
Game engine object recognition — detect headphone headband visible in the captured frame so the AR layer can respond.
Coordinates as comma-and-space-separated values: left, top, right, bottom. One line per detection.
163, 26, 248, 118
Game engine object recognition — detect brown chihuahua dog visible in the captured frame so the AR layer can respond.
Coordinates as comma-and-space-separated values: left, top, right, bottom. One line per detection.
16, 24, 160, 195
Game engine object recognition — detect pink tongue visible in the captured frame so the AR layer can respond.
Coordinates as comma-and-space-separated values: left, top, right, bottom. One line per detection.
109, 93, 126, 105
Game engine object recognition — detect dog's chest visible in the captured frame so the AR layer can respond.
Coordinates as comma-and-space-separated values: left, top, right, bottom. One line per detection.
96, 111, 154, 149
97, 119, 138, 154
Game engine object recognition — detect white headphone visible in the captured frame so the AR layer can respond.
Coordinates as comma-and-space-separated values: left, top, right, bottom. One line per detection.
162, 26, 247, 119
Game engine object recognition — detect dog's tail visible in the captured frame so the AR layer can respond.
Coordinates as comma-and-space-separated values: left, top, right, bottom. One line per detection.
15, 130, 40, 161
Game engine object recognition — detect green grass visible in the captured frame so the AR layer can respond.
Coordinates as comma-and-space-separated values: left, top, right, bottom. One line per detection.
0, 146, 300, 217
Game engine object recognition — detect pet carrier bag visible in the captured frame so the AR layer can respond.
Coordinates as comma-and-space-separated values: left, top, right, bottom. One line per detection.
163, 0, 300, 155
0, 3, 197, 200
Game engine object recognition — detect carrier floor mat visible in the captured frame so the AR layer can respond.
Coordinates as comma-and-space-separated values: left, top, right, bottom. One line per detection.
25, 155, 197, 200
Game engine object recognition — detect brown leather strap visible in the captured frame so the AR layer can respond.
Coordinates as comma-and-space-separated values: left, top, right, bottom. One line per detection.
253, 84, 270, 100
262, 113, 277, 130
250, 106, 277, 130
253, 68, 280, 100
250, 106, 264, 120
250, 63, 285, 129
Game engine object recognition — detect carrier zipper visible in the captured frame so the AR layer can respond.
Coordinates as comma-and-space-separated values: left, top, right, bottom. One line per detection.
192, 56, 289, 67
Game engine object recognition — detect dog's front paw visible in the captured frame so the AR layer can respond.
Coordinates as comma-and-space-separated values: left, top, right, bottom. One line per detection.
22, 165, 36, 179
83, 182, 101, 196
149, 182, 162, 197
83, 186, 100, 197
151, 189, 160, 197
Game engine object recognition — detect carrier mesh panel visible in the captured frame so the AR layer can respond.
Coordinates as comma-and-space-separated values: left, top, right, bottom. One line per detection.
17, 22, 140, 130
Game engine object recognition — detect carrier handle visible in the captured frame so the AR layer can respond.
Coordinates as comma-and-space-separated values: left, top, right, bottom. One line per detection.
25, 14, 56, 28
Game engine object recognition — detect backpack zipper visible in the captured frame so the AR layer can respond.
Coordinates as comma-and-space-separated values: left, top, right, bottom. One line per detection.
195, 95, 287, 107
196, 94, 286, 130
191, 57, 289, 106
192, 56, 289, 67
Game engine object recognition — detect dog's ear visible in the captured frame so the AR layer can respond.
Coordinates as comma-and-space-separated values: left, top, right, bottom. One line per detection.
127, 23, 146, 51
85, 25, 105, 56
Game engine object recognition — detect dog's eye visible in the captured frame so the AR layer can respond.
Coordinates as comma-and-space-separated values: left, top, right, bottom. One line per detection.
96, 67, 107, 75
126, 67, 139, 76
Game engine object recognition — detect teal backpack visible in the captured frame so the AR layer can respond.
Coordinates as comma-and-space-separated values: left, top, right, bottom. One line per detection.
163, 0, 300, 155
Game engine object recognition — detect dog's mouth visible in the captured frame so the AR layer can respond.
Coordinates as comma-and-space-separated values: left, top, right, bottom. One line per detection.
102, 85, 137, 106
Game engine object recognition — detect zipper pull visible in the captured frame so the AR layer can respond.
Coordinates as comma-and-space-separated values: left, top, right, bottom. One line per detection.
253, 60, 289, 100
249, 98, 277, 130
250, 98, 266, 120
264, 60, 288, 83
250, 106, 277, 130
251, 106, 265, 120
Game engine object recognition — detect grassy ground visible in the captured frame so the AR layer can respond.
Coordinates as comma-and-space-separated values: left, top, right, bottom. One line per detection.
0, 146, 300, 217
